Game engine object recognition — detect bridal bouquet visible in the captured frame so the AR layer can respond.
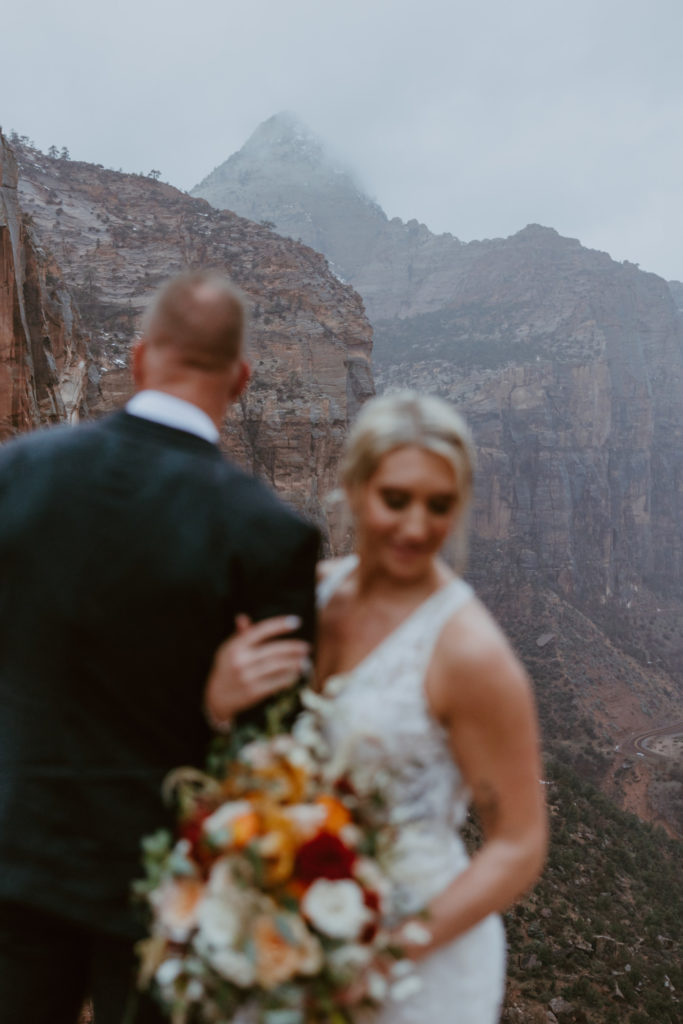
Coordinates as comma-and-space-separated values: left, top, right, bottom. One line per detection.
136, 689, 426, 1024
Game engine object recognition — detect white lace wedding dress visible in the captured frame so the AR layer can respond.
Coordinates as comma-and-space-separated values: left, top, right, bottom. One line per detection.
317, 556, 506, 1024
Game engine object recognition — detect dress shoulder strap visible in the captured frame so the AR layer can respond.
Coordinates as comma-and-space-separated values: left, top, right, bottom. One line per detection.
316, 554, 358, 608
407, 577, 475, 670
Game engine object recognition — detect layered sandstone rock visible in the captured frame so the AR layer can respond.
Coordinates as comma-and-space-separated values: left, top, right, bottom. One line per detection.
14, 143, 373, 531
0, 133, 87, 438
376, 226, 683, 608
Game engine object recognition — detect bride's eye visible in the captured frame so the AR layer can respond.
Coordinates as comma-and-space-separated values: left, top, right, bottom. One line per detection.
428, 494, 457, 515
380, 489, 410, 510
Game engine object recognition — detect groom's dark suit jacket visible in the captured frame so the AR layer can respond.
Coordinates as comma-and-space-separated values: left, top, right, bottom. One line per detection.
0, 410, 319, 937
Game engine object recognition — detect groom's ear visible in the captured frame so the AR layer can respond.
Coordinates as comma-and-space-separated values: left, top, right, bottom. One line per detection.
229, 358, 251, 400
131, 340, 147, 388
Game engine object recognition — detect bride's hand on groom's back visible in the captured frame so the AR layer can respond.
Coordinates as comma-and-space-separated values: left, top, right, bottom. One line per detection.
203, 614, 311, 730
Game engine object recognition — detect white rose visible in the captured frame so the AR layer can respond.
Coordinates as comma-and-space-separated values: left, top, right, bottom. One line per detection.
327, 943, 373, 981
271, 734, 297, 756
155, 957, 184, 989
240, 739, 275, 769
202, 800, 253, 843
302, 879, 371, 940
196, 895, 243, 949
202, 944, 256, 987
281, 802, 327, 838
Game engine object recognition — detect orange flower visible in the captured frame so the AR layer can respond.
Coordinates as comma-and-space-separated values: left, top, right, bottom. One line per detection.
258, 760, 309, 804
315, 795, 352, 834
202, 800, 261, 852
256, 805, 299, 885
231, 810, 260, 848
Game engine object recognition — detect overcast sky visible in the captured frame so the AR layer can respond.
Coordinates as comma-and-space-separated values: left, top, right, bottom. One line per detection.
3, 0, 682, 281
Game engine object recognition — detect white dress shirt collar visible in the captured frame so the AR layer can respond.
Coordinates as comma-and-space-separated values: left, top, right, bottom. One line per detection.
125, 390, 220, 444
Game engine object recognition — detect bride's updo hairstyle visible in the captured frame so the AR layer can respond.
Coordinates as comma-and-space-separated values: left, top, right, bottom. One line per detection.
340, 390, 476, 566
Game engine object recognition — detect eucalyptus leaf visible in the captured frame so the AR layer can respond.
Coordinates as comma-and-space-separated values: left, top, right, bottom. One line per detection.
142, 829, 173, 859
262, 1010, 304, 1024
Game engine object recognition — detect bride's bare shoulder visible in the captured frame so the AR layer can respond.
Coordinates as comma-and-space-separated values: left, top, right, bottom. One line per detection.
430, 597, 531, 714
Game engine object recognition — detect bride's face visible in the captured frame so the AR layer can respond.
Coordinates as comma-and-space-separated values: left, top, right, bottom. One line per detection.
349, 444, 460, 580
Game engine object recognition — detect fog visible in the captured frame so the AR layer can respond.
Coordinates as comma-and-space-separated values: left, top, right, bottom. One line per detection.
2, 0, 682, 280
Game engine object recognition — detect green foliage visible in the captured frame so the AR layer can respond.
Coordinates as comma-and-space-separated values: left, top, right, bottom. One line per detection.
506, 753, 682, 1022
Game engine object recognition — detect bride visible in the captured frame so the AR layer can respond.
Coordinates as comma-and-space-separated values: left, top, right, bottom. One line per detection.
206, 391, 548, 1023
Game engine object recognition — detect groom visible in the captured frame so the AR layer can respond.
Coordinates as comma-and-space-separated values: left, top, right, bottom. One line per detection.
0, 271, 319, 1023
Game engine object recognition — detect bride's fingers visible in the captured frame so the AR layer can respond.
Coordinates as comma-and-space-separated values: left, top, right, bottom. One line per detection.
239, 639, 310, 668
206, 620, 310, 719
254, 661, 311, 697
244, 647, 311, 686
238, 614, 303, 646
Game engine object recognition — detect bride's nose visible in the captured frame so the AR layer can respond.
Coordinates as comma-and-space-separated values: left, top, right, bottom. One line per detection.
400, 502, 430, 541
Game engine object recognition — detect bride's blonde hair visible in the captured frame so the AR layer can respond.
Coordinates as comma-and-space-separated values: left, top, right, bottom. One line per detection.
339, 390, 476, 568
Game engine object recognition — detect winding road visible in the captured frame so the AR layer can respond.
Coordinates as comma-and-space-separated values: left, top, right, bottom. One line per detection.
616, 720, 683, 760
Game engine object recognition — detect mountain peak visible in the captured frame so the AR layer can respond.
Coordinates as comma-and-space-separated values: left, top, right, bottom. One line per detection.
237, 111, 327, 167
190, 114, 386, 279
193, 113, 359, 198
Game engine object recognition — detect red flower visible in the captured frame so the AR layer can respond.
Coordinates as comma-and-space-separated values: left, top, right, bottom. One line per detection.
360, 888, 380, 942
363, 888, 380, 913
294, 830, 356, 884
178, 806, 213, 862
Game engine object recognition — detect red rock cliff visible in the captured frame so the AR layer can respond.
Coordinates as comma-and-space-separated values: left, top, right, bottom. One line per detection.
14, 143, 373, 534
0, 133, 87, 438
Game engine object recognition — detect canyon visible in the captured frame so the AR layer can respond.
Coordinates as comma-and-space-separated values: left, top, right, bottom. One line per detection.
194, 114, 683, 839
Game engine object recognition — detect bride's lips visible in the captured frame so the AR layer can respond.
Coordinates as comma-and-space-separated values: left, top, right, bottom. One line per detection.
388, 543, 428, 559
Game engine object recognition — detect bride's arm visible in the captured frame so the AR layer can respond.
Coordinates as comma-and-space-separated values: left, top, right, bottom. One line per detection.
408, 602, 548, 957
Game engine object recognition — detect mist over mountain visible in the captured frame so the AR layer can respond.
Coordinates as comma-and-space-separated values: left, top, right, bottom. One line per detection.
192, 112, 469, 322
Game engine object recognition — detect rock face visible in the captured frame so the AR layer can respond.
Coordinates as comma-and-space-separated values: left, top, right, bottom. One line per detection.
14, 141, 373, 531
0, 133, 87, 438
377, 226, 683, 608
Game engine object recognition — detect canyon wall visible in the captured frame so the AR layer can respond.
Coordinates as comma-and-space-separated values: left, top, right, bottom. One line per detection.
375, 225, 683, 608
14, 142, 373, 531
0, 133, 87, 438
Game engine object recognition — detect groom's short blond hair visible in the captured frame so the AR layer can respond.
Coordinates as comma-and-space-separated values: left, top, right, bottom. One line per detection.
142, 271, 247, 372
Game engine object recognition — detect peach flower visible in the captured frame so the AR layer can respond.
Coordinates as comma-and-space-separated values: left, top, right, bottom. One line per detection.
252, 913, 322, 989
152, 877, 205, 942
